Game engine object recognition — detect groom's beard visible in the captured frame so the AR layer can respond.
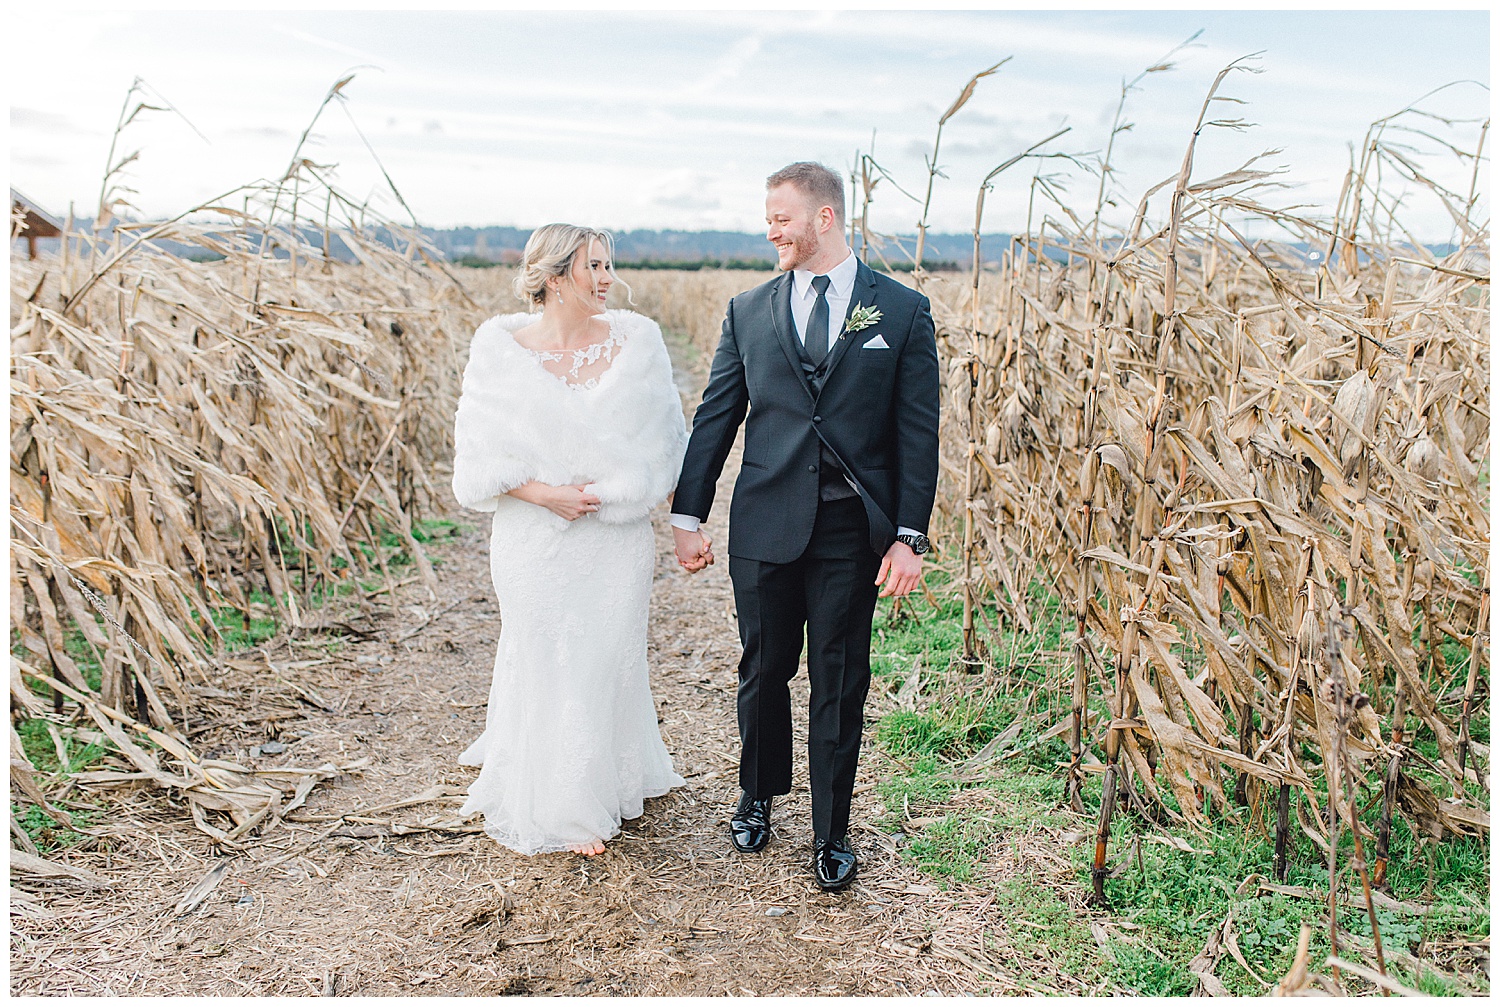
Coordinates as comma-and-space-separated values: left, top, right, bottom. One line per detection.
779, 222, 820, 271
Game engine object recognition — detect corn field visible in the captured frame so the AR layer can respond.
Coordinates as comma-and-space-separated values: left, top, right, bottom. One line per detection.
10, 118, 487, 840
858, 61, 1490, 976
9, 59, 1488, 978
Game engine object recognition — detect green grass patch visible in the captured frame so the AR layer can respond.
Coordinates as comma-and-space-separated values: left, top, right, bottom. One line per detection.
1085, 808, 1489, 995
904, 814, 991, 882
210, 588, 280, 652
875, 704, 1003, 759
876, 754, 958, 810
64, 623, 105, 691
10, 801, 102, 852
872, 597, 965, 679
15, 716, 113, 799
413, 517, 467, 541
869, 586, 1490, 996
203, 516, 467, 649
17, 718, 88, 775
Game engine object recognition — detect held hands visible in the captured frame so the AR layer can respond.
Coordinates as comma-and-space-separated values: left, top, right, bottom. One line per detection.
508, 481, 600, 521
875, 541, 924, 598
673, 526, 714, 573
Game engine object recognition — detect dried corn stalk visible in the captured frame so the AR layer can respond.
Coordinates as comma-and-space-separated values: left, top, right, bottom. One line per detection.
911, 86, 1489, 898
10, 161, 481, 837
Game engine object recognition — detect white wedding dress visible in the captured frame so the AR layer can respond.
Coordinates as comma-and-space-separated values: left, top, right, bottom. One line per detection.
450, 309, 687, 854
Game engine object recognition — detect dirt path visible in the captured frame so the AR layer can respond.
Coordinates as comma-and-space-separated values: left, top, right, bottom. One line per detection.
11, 356, 1088, 997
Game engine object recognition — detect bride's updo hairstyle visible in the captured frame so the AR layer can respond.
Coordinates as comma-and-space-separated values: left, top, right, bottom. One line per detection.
512, 223, 627, 308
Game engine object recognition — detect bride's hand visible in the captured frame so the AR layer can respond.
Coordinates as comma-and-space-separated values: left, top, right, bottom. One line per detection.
543, 483, 601, 520
507, 481, 601, 521
673, 527, 713, 572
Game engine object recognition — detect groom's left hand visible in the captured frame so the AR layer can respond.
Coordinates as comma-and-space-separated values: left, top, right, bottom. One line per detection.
875, 542, 923, 598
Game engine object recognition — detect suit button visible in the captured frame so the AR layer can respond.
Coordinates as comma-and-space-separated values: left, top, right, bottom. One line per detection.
813, 415, 822, 422
807, 465, 817, 473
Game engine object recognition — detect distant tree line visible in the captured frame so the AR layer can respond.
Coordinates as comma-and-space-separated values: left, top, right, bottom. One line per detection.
429, 225, 1011, 269
18, 217, 1410, 273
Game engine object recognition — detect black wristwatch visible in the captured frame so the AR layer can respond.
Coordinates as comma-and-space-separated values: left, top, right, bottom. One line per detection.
895, 532, 931, 555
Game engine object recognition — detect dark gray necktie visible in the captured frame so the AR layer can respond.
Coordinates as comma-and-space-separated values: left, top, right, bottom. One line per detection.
806, 274, 832, 365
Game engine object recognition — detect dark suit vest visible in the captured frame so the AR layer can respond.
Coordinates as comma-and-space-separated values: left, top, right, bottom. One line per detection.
784, 296, 861, 503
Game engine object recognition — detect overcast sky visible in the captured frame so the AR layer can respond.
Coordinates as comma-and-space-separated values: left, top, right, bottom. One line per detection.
8, 6, 1490, 239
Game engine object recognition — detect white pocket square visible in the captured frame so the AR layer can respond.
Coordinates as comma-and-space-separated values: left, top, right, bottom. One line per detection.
860, 334, 890, 349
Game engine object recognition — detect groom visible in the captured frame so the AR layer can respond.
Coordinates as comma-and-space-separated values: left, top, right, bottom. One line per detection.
671, 162, 940, 891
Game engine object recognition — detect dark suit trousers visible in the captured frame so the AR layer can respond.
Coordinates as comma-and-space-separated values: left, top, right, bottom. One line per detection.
728, 497, 880, 843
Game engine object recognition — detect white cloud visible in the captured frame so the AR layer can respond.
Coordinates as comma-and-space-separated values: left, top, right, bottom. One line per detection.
684, 35, 764, 96
270, 23, 398, 70
11, 108, 97, 135
650, 170, 723, 213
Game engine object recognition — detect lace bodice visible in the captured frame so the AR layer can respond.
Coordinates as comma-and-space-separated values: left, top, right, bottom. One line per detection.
518, 320, 627, 390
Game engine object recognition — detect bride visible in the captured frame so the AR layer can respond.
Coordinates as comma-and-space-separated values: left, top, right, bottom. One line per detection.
451, 224, 687, 855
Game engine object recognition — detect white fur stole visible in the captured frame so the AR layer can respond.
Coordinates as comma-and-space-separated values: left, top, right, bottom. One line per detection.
451, 309, 687, 523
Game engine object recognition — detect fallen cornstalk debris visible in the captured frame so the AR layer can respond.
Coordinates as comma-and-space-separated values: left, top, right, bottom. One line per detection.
16, 661, 368, 845
285, 783, 472, 825
9, 850, 114, 889
170, 861, 232, 916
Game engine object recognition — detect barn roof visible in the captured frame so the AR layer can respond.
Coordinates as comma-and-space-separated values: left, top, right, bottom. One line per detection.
11, 189, 63, 239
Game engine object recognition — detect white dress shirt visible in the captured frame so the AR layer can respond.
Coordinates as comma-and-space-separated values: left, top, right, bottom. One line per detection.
671, 251, 919, 545
789, 249, 857, 347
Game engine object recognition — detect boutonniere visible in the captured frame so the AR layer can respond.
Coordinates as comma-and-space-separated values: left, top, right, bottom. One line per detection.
840, 303, 883, 340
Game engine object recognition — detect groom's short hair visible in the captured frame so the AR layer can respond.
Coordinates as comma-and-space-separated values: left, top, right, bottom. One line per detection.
767, 162, 845, 228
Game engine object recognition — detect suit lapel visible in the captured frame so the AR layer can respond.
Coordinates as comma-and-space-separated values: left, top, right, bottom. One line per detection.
817, 258, 879, 392
770, 272, 815, 401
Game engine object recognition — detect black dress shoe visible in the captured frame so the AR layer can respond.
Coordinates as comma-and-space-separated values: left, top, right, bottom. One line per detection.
730, 793, 771, 853
812, 837, 858, 891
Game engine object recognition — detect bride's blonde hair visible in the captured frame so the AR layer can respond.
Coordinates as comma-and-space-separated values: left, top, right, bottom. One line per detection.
513, 224, 629, 308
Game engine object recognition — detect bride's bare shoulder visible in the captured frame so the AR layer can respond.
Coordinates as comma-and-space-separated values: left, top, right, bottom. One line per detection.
507, 318, 547, 350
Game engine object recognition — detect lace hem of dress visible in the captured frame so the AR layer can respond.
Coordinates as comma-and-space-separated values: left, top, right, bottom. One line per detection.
480, 822, 623, 857
474, 780, 680, 856
523, 322, 627, 390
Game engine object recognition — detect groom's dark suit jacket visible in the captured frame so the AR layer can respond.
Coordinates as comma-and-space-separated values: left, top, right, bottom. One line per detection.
674, 258, 940, 563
